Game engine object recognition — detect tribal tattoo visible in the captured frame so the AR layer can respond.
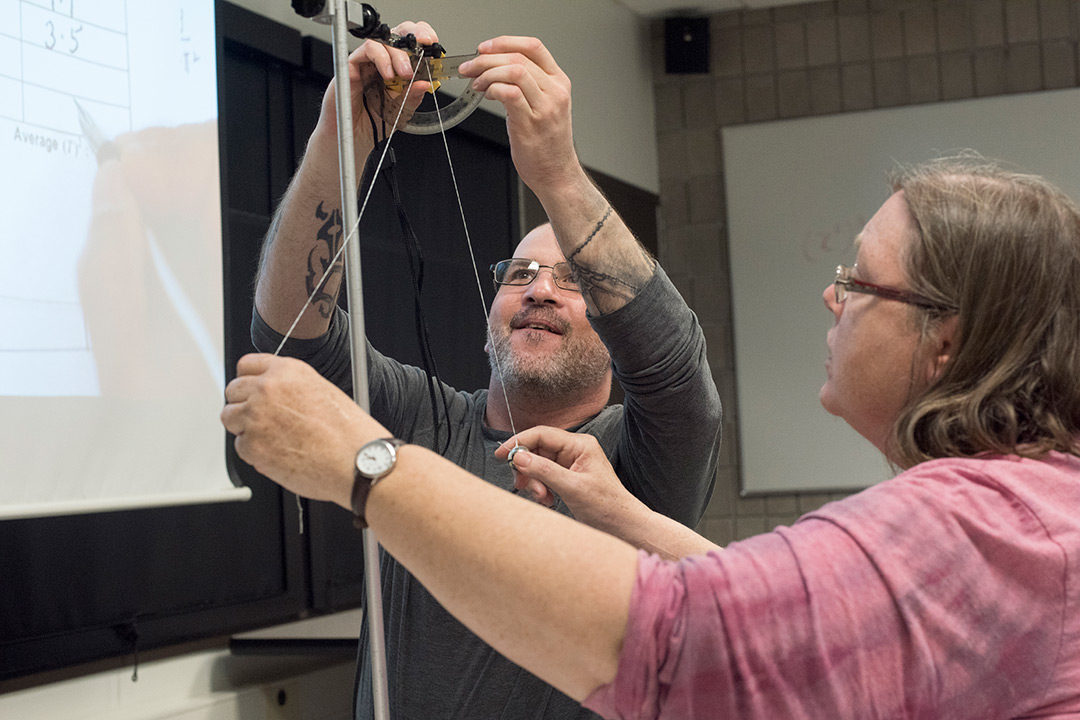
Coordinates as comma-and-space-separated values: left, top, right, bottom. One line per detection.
306, 201, 344, 318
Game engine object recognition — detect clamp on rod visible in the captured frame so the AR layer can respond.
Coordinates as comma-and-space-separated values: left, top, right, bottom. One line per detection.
295, 0, 484, 134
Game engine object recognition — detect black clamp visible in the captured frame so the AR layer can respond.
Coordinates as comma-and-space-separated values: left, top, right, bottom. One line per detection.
290, 1, 391, 41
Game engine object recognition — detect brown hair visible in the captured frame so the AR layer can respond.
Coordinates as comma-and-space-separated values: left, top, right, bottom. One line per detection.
888, 155, 1080, 467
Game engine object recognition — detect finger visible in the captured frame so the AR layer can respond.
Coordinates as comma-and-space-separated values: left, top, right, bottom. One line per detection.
470, 63, 563, 125
524, 478, 556, 508
541, 427, 595, 463
513, 469, 555, 507
479, 80, 533, 122
223, 374, 253, 404
508, 450, 577, 499
495, 425, 575, 459
463, 57, 554, 108
236, 352, 275, 377
459, 52, 546, 84
232, 431, 254, 466
388, 22, 439, 78
356, 44, 436, 101
354, 37, 426, 82
477, 36, 560, 76
391, 21, 438, 46
220, 400, 247, 436
352, 40, 400, 81
518, 428, 593, 467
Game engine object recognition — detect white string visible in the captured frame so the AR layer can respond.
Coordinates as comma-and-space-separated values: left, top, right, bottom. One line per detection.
425, 64, 521, 444
273, 50, 426, 357
274, 50, 426, 534
269, 52, 522, 452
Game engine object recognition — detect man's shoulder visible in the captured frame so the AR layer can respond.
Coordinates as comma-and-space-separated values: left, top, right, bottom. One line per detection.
577, 404, 624, 439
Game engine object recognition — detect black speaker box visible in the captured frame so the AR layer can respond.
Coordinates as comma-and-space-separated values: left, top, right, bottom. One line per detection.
664, 17, 710, 75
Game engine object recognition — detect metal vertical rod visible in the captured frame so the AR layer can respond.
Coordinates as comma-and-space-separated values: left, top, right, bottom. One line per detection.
327, 2, 391, 719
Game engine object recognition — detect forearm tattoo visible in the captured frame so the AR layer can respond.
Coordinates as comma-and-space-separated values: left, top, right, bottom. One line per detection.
306, 201, 344, 318
566, 206, 653, 310
566, 206, 612, 262
570, 263, 642, 306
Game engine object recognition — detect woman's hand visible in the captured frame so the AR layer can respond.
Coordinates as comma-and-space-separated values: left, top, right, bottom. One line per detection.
495, 426, 649, 535
221, 353, 389, 509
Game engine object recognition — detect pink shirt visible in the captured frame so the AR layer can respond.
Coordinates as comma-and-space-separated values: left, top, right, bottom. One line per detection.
585, 453, 1080, 719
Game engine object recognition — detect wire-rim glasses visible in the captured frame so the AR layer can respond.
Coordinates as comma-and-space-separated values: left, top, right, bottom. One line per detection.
491, 258, 579, 292
834, 264, 956, 312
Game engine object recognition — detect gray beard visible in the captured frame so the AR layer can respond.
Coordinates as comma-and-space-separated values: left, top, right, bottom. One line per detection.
487, 326, 611, 398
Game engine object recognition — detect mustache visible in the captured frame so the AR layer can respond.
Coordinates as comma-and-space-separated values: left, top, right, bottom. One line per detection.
509, 307, 570, 334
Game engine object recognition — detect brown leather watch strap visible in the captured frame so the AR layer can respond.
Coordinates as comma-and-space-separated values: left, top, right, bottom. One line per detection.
351, 468, 374, 529
351, 438, 405, 529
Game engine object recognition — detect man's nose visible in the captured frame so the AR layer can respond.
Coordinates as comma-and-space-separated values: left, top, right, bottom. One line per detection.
823, 283, 842, 317
523, 268, 561, 303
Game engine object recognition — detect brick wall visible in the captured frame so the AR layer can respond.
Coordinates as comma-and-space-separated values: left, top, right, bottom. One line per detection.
651, 0, 1080, 545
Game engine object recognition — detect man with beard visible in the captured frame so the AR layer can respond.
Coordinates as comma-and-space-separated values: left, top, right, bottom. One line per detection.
480, 223, 623, 443
250, 25, 722, 720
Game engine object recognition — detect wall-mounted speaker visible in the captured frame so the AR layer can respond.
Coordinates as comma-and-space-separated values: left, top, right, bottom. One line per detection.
664, 16, 710, 75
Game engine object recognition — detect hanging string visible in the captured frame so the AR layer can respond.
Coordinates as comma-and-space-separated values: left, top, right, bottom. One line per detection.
364, 112, 453, 455
272, 51, 426, 532
270, 50, 523, 478
272, 51, 425, 357
424, 64, 522, 445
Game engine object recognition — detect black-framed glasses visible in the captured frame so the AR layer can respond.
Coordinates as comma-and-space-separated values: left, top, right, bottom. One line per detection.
834, 264, 956, 312
490, 258, 579, 292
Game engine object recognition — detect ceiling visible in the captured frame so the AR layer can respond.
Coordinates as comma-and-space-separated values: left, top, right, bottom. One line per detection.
614, 0, 810, 17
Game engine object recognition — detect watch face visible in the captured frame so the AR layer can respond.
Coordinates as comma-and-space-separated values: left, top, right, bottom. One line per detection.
356, 440, 395, 478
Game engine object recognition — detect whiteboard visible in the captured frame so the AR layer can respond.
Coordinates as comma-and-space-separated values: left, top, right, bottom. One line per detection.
723, 88, 1080, 494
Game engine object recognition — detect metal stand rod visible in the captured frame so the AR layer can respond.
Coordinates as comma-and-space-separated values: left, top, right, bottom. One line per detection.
328, 1, 391, 718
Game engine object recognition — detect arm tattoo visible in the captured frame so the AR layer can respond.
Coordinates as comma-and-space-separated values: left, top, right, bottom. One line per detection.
306, 201, 344, 319
566, 206, 612, 262
570, 263, 641, 306
566, 205, 654, 311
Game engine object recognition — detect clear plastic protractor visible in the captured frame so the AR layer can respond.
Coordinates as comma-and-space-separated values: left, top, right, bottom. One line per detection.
402, 84, 484, 135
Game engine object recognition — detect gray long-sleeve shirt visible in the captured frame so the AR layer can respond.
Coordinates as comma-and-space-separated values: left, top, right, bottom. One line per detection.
252, 265, 722, 720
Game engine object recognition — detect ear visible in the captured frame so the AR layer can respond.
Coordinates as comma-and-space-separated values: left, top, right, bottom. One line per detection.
924, 314, 959, 384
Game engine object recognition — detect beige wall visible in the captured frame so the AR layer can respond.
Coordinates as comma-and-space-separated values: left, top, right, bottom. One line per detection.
653, 0, 1080, 545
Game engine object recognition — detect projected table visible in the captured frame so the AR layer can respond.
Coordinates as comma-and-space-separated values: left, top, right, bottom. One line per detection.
0, 0, 216, 396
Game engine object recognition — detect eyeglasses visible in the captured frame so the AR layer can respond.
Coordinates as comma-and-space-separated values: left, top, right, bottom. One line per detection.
834, 264, 956, 312
490, 258, 579, 292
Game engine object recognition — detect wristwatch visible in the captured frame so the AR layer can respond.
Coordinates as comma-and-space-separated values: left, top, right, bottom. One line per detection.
351, 437, 406, 529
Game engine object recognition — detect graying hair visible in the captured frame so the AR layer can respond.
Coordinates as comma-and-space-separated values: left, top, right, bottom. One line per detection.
887, 154, 1080, 467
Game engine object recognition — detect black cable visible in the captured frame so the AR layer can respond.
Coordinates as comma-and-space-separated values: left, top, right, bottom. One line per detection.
379, 145, 454, 455
360, 85, 453, 455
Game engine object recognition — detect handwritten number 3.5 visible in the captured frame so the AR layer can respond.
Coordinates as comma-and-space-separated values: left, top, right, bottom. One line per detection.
45, 21, 81, 53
